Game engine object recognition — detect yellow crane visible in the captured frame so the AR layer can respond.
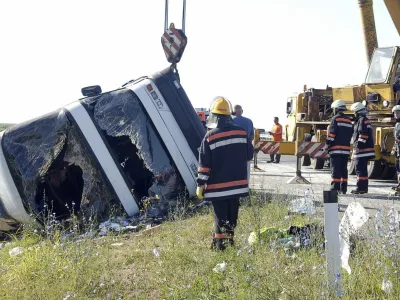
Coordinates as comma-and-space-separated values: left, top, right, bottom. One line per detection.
282, 0, 400, 181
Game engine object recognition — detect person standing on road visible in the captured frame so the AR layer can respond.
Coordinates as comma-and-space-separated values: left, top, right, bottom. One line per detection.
391, 105, 400, 194
267, 117, 283, 163
326, 100, 353, 194
196, 97, 253, 251
350, 102, 375, 194
197, 111, 207, 131
232, 104, 254, 180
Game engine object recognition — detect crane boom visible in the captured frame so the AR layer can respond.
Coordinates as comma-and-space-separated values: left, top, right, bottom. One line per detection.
383, 0, 400, 35
358, 0, 378, 63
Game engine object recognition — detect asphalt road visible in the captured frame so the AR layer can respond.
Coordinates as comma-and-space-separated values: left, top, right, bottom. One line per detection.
250, 153, 400, 213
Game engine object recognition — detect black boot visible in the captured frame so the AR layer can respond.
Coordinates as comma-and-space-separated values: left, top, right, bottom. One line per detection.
211, 233, 227, 251
213, 238, 226, 251
351, 190, 368, 194
391, 184, 400, 191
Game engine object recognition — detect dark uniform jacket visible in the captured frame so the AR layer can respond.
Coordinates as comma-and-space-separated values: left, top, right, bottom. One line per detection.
326, 112, 353, 156
197, 119, 253, 200
352, 115, 375, 159
394, 120, 400, 157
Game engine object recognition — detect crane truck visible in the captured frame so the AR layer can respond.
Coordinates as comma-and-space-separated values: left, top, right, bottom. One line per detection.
285, 0, 400, 180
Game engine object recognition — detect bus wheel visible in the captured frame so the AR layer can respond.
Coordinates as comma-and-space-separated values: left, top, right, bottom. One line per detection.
368, 160, 384, 179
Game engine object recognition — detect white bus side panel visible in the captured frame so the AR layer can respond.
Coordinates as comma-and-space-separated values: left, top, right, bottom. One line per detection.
64, 102, 139, 216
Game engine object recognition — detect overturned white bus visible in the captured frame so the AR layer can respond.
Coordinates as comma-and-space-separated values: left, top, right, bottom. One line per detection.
0, 68, 205, 231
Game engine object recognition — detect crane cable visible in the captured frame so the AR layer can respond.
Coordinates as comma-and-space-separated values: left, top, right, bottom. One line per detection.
164, 0, 186, 34
164, 0, 169, 32
182, 0, 186, 34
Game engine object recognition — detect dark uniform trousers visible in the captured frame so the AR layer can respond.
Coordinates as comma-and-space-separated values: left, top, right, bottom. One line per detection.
355, 158, 369, 191
270, 154, 281, 163
330, 155, 349, 192
212, 198, 240, 237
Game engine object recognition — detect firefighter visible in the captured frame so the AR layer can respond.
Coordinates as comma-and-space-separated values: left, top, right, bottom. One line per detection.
196, 96, 253, 251
325, 100, 353, 194
349, 102, 375, 194
391, 105, 400, 194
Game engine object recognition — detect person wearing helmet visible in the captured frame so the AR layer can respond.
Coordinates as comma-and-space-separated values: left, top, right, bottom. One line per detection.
349, 102, 375, 194
196, 96, 253, 251
326, 100, 353, 194
391, 105, 400, 193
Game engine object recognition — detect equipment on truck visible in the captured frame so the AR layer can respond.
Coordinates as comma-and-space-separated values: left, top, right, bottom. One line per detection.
284, 0, 400, 181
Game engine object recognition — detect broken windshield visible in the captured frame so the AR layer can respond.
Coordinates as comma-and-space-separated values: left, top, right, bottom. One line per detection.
1, 110, 119, 222
81, 89, 186, 209
365, 47, 395, 84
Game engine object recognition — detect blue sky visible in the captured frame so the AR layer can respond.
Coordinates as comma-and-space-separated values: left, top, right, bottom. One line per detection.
0, 0, 398, 129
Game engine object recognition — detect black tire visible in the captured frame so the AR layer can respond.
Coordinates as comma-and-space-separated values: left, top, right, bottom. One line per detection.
368, 160, 384, 179
302, 155, 311, 167
348, 159, 356, 175
381, 162, 396, 180
311, 158, 325, 170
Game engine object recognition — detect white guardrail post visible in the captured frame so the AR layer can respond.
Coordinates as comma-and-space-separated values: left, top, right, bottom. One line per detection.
323, 189, 343, 297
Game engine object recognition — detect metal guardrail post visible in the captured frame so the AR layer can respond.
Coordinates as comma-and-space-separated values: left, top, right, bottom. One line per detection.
323, 189, 343, 297
287, 154, 311, 184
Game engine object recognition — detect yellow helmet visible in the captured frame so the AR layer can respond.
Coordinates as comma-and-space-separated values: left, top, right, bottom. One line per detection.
210, 96, 232, 116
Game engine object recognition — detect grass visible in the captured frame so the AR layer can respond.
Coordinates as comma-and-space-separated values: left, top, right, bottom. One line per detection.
0, 193, 399, 299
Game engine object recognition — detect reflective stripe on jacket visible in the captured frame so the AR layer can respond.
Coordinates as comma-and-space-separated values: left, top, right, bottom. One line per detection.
394, 121, 400, 157
352, 116, 375, 159
326, 113, 353, 156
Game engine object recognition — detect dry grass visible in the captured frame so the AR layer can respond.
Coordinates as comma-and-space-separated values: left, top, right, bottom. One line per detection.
0, 192, 399, 299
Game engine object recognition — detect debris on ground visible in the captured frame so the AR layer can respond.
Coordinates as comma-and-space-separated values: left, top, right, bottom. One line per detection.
248, 223, 324, 248
339, 202, 369, 275
289, 188, 316, 215
98, 217, 140, 236
248, 227, 290, 246
152, 248, 160, 257
381, 279, 393, 294
110, 243, 125, 247
9, 246, 24, 257
213, 262, 227, 273
388, 207, 399, 233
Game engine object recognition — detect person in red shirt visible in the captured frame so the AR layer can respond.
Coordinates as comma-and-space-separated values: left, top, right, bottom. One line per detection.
267, 117, 283, 163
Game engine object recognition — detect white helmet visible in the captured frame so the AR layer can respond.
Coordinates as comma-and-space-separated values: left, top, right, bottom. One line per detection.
331, 99, 346, 110
392, 105, 400, 113
350, 102, 366, 113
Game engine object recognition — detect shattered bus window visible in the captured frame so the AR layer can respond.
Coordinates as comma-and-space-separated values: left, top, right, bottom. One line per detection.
1, 110, 118, 222
81, 89, 186, 211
